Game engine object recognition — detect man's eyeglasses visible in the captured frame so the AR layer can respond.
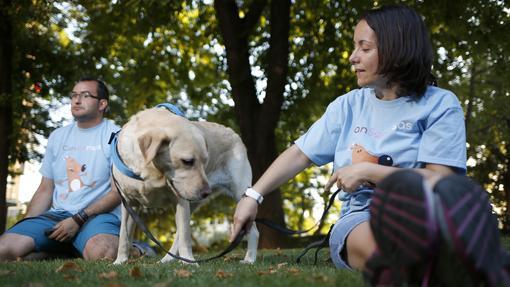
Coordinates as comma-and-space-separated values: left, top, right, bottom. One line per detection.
70, 91, 101, 100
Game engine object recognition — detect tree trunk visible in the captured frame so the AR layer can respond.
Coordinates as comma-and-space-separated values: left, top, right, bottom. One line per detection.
0, 0, 13, 233
214, 0, 290, 248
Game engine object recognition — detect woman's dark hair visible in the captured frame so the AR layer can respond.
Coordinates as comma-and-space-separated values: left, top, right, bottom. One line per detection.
78, 76, 109, 101
361, 5, 436, 98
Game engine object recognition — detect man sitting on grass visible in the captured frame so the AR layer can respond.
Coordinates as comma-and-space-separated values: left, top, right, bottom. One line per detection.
0, 77, 154, 261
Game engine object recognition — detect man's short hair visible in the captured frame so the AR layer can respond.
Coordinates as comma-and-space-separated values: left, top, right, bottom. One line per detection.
78, 76, 109, 101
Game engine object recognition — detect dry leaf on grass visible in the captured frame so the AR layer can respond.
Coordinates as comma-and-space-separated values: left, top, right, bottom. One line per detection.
313, 274, 330, 283
153, 282, 172, 287
129, 266, 143, 278
257, 267, 277, 276
0, 270, 13, 276
277, 262, 288, 269
174, 269, 192, 278
215, 270, 233, 279
287, 267, 300, 274
101, 284, 126, 287
223, 255, 240, 262
98, 271, 119, 280
55, 262, 83, 273
63, 274, 77, 281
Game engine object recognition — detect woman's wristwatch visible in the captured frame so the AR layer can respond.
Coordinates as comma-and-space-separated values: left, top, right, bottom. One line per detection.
243, 188, 264, 204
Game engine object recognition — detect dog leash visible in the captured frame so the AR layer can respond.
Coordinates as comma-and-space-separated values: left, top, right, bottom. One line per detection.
113, 171, 341, 264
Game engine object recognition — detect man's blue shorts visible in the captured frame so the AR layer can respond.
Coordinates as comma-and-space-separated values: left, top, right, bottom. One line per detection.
329, 189, 373, 269
6, 210, 120, 256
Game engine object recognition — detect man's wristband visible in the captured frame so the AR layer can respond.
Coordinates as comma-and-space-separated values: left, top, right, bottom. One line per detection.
78, 209, 89, 222
243, 188, 264, 205
72, 209, 89, 227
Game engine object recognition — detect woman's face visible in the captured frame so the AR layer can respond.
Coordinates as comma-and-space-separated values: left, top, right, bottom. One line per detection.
349, 20, 383, 88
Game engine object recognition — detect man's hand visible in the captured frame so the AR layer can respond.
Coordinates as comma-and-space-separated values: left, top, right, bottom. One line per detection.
48, 217, 80, 242
230, 197, 259, 242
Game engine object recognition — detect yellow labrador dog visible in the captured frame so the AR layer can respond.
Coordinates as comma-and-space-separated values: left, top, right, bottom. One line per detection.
112, 106, 258, 264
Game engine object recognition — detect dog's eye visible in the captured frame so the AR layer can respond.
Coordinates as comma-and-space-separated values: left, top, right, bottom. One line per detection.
181, 159, 194, 166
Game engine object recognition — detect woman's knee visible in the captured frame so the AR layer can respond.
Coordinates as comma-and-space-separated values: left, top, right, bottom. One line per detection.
345, 222, 377, 270
82, 234, 118, 261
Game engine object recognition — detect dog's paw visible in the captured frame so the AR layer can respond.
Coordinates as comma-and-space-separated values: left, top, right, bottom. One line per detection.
159, 256, 176, 264
113, 257, 128, 265
240, 258, 256, 264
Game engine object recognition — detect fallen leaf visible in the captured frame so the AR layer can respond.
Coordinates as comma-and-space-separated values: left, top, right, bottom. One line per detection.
98, 271, 119, 280
55, 262, 83, 273
174, 269, 192, 278
0, 270, 13, 276
256, 268, 277, 276
215, 269, 233, 279
287, 267, 300, 274
223, 255, 239, 262
274, 248, 283, 256
277, 262, 288, 269
129, 266, 142, 278
313, 274, 330, 283
63, 274, 77, 281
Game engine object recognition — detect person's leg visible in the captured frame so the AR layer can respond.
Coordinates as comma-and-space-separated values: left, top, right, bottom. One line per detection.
329, 190, 375, 270
365, 170, 437, 285
433, 174, 510, 286
72, 213, 120, 261
82, 234, 119, 260
344, 222, 377, 270
366, 170, 510, 286
0, 233, 36, 261
0, 211, 72, 262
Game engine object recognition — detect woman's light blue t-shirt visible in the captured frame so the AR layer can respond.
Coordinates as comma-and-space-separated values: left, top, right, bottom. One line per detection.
295, 86, 467, 173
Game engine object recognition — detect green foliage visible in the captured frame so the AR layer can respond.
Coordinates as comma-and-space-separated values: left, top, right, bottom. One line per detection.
5, 1, 82, 166
5, 0, 510, 235
0, 249, 363, 287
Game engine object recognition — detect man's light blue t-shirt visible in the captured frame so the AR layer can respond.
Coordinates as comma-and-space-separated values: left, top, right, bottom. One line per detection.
295, 86, 467, 174
40, 119, 121, 219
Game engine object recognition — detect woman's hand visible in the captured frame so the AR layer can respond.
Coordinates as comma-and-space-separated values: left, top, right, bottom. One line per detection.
230, 196, 259, 242
325, 162, 372, 193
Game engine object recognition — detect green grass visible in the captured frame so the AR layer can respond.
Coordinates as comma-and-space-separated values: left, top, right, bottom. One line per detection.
0, 249, 364, 287
1, 237, 508, 287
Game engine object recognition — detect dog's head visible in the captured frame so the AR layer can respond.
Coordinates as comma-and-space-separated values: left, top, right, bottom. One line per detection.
137, 127, 212, 201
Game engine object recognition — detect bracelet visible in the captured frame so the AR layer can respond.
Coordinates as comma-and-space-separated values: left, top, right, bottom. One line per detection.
78, 209, 89, 222
72, 209, 89, 227
243, 188, 264, 204
72, 213, 85, 226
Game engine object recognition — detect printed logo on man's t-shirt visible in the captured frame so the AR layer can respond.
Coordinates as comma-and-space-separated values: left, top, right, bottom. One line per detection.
55, 156, 96, 200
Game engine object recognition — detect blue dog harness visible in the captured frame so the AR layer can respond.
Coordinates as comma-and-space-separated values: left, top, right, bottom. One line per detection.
109, 103, 185, 180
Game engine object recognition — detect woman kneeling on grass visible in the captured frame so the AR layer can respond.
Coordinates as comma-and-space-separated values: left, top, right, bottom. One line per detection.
230, 4, 510, 286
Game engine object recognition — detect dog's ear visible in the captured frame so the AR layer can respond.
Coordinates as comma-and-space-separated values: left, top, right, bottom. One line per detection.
138, 130, 170, 164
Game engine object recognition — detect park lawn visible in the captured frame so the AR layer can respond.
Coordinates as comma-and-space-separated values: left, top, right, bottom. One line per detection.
0, 248, 363, 287
1, 237, 508, 287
